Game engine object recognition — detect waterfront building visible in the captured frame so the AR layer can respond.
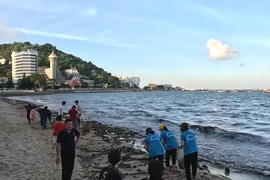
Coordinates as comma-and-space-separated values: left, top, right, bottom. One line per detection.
38, 46, 67, 85
11, 49, 38, 83
65, 67, 80, 81
120, 75, 140, 87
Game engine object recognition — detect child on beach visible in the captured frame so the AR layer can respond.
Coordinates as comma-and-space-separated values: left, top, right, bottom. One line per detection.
99, 149, 123, 180
52, 115, 65, 149
29, 106, 36, 128
179, 122, 198, 180
159, 124, 179, 170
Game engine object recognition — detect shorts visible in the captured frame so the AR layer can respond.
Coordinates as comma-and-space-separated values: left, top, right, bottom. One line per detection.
52, 136, 57, 144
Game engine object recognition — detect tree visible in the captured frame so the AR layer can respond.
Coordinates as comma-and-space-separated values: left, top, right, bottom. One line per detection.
17, 74, 34, 89
81, 81, 89, 88
108, 76, 120, 86
29, 74, 47, 90
5, 71, 13, 88
0, 42, 120, 86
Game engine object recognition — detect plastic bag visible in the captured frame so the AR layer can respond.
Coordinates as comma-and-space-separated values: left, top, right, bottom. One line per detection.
178, 149, 184, 167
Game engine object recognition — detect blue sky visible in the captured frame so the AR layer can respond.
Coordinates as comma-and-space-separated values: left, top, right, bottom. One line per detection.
0, 0, 270, 89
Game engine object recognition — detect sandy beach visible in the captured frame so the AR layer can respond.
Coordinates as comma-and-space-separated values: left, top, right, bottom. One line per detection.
0, 99, 230, 180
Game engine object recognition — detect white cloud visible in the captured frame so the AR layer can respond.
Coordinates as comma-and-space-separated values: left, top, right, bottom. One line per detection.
12, 27, 138, 47
182, 2, 227, 22
83, 8, 98, 17
206, 38, 239, 60
194, 4, 227, 21
0, 20, 23, 41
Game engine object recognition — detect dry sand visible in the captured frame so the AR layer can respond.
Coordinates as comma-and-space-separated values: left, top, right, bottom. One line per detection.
0, 99, 230, 180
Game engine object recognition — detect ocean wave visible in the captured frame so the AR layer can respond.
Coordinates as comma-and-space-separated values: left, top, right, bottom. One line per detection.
190, 125, 270, 146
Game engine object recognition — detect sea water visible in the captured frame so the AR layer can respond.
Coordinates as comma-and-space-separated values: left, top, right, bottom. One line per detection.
7, 91, 270, 177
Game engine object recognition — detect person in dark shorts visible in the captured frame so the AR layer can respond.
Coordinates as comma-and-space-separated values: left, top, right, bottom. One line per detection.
159, 124, 179, 169
24, 104, 32, 124
148, 159, 163, 180
99, 149, 123, 180
140, 160, 163, 180
144, 128, 165, 165
56, 119, 80, 180
179, 122, 198, 180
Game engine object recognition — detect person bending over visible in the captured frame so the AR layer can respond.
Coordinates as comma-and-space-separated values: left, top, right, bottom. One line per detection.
179, 122, 198, 180
99, 149, 123, 180
148, 159, 163, 180
144, 128, 165, 170
159, 124, 179, 169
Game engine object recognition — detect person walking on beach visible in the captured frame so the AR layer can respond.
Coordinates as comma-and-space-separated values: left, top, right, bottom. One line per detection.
56, 119, 80, 180
75, 100, 82, 126
99, 149, 123, 180
179, 122, 198, 180
29, 106, 37, 128
144, 128, 165, 169
38, 106, 52, 129
68, 105, 79, 129
59, 101, 66, 116
24, 104, 32, 124
159, 124, 179, 170
52, 115, 65, 148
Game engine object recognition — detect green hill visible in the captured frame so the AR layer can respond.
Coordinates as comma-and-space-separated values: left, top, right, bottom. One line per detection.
0, 42, 119, 86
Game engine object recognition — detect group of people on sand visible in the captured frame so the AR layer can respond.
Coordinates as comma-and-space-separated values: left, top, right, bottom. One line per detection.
25, 100, 83, 180
99, 123, 198, 180
25, 104, 52, 129
25, 100, 198, 180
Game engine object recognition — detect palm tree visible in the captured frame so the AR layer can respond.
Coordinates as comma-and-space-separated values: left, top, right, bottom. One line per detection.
29, 74, 47, 91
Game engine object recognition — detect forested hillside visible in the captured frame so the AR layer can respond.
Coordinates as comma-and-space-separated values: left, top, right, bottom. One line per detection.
0, 42, 119, 85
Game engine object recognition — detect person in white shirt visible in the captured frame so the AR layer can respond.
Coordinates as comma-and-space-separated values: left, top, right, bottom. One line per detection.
75, 100, 82, 125
59, 101, 66, 116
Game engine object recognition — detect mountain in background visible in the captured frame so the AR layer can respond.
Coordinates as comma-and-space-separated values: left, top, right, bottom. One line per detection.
0, 42, 119, 85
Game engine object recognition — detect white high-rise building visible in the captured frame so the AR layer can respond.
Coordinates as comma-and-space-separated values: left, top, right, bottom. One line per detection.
11, 50, 38, 83
120, 75, 140, 87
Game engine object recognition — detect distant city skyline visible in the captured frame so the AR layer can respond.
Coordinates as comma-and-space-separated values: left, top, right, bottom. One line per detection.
0, 0, 270, 89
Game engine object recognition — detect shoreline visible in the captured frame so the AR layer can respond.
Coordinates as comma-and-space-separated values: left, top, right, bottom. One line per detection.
1, 98, 230, 180
0, 88, 138, 97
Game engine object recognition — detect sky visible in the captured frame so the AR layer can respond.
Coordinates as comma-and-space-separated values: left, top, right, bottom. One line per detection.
0, 0, 270, 89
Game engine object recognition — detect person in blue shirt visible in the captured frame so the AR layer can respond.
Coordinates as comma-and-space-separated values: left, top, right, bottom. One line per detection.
99, 149, 123, 180
179, 122, 198, 180
144, 128, 165, 169
159, 124, 179, 168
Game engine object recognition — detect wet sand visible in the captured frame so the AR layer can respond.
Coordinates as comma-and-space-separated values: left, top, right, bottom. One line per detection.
0, 99, 229, 180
